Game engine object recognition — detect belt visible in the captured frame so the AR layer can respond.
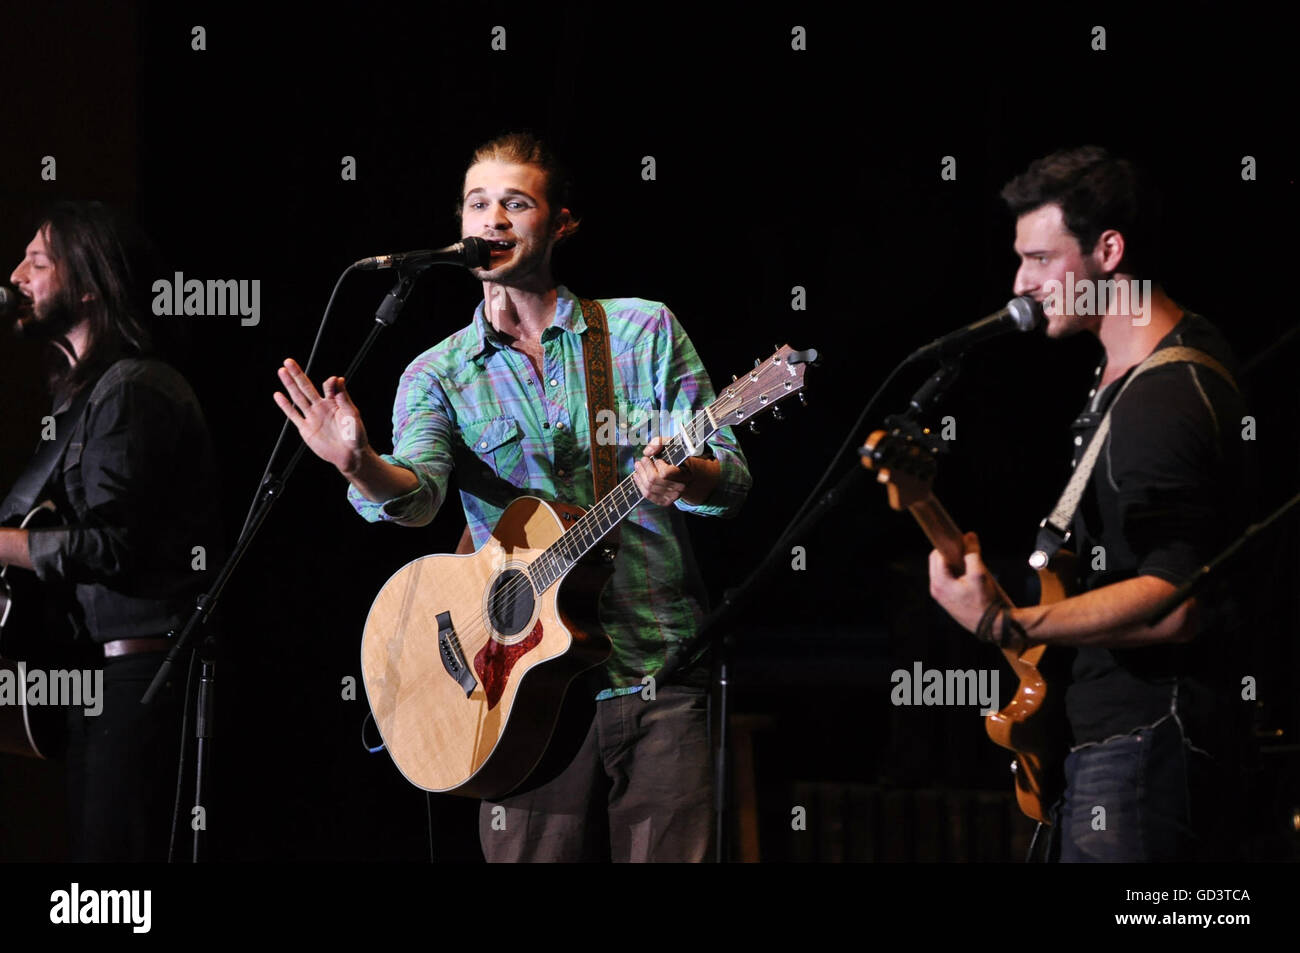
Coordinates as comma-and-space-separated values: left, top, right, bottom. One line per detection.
102, 638, 172, 658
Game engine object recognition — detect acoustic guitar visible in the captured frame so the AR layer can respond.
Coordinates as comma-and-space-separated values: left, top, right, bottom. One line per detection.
861, 425, 1072, 823
362, 345, 815, 798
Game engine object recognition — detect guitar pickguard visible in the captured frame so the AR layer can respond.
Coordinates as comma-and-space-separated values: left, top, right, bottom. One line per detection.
474, 619, 544, 710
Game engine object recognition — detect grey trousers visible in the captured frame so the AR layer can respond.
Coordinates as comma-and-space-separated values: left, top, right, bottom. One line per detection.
478, 678, 713, 862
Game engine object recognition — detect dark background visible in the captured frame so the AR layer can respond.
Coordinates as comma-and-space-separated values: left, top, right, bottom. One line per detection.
1, 2, 1296, 862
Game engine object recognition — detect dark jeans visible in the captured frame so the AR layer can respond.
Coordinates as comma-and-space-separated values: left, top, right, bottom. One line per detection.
64, 651, 184, 862
478, 676, 713, 862
1052, 714, 1229, 862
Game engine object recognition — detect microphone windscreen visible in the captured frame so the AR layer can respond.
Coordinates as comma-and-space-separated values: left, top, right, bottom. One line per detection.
462, 237, 490, 269
0, 285, 21, 316
1007, 295, 1042, 332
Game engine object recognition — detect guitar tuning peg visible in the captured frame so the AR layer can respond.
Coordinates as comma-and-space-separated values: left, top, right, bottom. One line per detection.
798, 392, 808, 407
753, 358, 761, 368
731, 374, 738, 382
771, 406, 784, 421
748, 420, 760, 434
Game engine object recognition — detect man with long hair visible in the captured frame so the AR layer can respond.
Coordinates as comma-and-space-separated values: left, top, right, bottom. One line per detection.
0, 201, 222, 861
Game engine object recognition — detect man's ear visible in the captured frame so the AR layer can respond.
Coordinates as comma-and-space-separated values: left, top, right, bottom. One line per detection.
552, 207, 576, 242
1092, 228, 1126, 274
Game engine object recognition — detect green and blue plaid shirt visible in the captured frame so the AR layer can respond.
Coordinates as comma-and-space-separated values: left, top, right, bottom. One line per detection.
349, 286, 751, 693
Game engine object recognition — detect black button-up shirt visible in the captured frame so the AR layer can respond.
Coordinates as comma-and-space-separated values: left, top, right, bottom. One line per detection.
26, 358, 222, 643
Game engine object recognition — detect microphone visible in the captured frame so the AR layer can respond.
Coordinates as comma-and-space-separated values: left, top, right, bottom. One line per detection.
0, 285, 23, 316
909, 295, 1042, 362
353, 237, 491, 271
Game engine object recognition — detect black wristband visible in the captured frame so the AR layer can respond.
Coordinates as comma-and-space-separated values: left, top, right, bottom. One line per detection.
998, 608, 1028, 652
974, 601, 1005, 644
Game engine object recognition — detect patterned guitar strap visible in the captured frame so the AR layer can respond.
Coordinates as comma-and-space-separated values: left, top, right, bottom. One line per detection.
578, 297, 621, 561
1028, 346, 1239, 570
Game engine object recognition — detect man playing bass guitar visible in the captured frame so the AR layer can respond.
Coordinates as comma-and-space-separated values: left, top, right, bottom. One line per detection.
928, 147, 1250, 861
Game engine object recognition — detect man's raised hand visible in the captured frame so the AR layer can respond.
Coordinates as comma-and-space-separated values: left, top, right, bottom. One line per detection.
273, 358, 369, 474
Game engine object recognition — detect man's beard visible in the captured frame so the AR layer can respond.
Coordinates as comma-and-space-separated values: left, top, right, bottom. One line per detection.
13, 288, 79, 343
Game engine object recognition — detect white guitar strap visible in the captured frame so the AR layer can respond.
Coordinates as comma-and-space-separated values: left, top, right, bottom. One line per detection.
1027, 346, 1238, 570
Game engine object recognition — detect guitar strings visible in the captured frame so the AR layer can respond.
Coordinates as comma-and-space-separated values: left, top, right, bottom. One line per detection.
440, 367, 789, 660
444, 398, 731, 657
448, 457, 665, 656
448, 415, 708, 656
454, 372, 790, 650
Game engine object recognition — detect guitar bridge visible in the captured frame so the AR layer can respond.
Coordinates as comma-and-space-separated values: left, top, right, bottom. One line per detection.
437, 611, 477, 697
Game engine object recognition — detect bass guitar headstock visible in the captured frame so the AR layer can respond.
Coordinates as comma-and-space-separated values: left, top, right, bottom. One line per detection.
859, 426, 939, 512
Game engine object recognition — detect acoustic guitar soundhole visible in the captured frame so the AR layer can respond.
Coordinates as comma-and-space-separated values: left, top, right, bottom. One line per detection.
487, 569, 535, 637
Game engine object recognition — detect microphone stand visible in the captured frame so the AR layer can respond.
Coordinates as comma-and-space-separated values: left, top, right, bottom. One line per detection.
142, 264, 429, 862
702, 460, 868, 862
894, 359, 963, 429
696, 355, 961, 862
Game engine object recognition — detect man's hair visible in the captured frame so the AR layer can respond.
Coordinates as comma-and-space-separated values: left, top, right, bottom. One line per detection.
1001, 146, 1159, 278
36, 201, 159, 393
457, 131, 581, 240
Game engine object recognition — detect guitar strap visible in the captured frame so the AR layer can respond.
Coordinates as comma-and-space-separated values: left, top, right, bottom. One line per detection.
454, 297, 621, 559
1028, 345, 1239, 570
0, 382, 98, 525
578, 297, 621, 559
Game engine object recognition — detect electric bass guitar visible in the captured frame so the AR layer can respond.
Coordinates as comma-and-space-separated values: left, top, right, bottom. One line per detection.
362, 345, 815, 798
860, 426, 1072, 823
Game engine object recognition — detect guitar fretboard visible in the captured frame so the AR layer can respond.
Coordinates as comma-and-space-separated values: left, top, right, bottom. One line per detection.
527, 406, 720, 593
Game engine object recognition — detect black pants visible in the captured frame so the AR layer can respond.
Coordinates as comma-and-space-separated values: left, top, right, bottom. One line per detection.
64, 651, 184, 862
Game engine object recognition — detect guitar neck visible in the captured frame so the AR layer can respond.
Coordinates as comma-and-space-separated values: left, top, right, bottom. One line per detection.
908, 494, 1011, 603
523, 344, 811, 592
528, 408, 718, 593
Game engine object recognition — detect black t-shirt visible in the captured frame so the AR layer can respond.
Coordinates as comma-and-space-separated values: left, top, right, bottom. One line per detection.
1064, 312, 1249, 748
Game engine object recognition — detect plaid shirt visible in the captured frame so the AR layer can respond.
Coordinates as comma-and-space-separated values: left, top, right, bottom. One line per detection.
349, 286, 751, 692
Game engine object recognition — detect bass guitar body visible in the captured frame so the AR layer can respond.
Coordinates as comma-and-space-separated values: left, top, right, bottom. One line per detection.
982, 552, 1075, 823
862, 427, 1074, 824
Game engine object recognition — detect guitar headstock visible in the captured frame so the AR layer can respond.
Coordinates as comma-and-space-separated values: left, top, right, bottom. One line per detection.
711, 345, 817, 433
859, 427, 938, 511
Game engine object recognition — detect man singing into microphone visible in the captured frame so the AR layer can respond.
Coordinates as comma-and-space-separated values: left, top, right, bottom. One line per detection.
274, 132, 751, 861
927, 147, 1249, 861
0, 202, 222, 860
